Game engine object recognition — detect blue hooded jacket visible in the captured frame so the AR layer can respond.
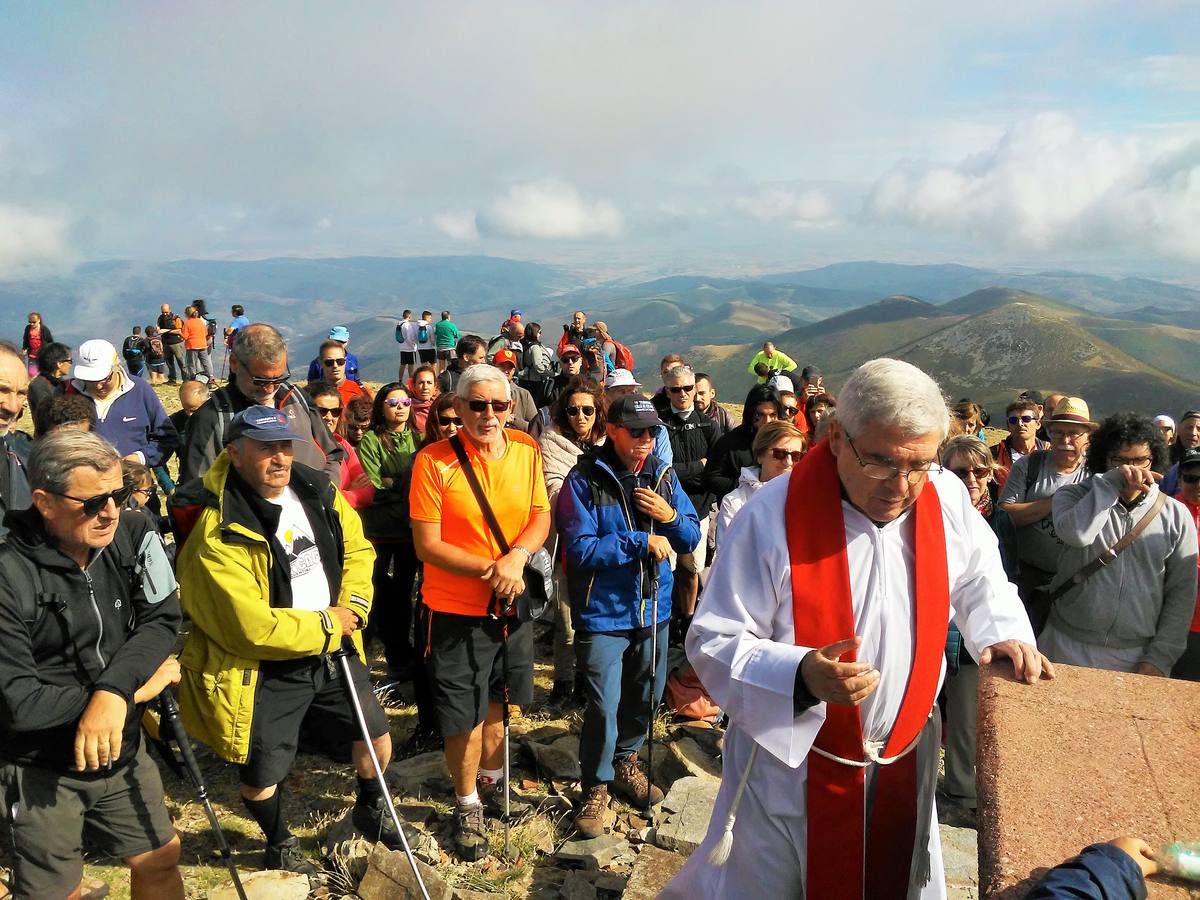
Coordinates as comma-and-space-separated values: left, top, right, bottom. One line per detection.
557, 447, 700, 634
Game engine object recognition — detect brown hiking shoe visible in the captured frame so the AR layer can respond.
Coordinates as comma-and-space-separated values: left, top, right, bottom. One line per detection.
574, 784, 609, 838
453, 802, 490, 861
611, 753, 663, 808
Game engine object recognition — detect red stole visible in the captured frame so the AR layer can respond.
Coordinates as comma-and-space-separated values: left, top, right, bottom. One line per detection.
786, 440, 949, 899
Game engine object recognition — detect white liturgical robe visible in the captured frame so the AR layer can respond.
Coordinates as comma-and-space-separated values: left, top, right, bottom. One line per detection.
662, 467, 1036, 899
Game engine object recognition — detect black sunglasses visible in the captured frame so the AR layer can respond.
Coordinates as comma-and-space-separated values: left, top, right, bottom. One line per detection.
249, 373, 290, 388
768, 448, 805, 463
52, 484, 135, 516
466, 399, 512, 413
782, 406, 799, 418
318, 406, 344, 416
1007, 415, 1037, 425
438, 415, 463, 427
322, 357, 347, 367
667, 385, 695, 394
566, 405, 596, 416
625, 426, 651, 438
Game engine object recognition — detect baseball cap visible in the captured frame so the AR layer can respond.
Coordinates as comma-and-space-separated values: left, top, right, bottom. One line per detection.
225, 405, 304, 445
1019, 389, 1046, 405
801, 365, 823, 381
493, 348, 519, 369
509, 308, 523, 318
329, 326, 350, 342
608, 395, 663, 430
1181, 447, 1200, 468
769, 374, 794, 395
74, 339, 118, 381
1180, 410, 1200, 424
604, 369, 641, 390
560, 344, 582, 359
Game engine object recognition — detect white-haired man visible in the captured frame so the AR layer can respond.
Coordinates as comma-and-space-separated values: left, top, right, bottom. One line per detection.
663, 358, 1053, 900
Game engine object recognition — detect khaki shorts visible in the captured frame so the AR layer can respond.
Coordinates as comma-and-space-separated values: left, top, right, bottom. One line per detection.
1, 742, 176, 899
668, 511, 710, 575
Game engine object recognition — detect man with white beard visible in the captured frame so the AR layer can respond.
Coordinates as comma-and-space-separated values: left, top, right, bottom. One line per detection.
663, 358, 1053, 900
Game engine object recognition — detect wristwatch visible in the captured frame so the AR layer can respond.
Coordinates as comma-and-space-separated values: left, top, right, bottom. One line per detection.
512, 545, 533, 560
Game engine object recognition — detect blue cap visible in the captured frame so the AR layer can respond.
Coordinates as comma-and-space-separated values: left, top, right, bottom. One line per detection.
225, 405, 304, 445
329, 325, 350, 342
509, 309, 523, 318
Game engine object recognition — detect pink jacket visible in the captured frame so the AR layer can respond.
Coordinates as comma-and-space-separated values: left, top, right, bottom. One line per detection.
334, 433, 376, 509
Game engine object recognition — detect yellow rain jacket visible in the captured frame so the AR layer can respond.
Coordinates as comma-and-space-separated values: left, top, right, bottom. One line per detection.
175, 450, 375, 764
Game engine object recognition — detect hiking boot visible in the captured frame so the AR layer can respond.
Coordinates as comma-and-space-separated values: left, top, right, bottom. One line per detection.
611, 753, 663, 808
480, 779, 534, 820
453, 802, 490, 861
573, 784, 609, 838
263, 835, 318, 876
352, 796, 405, 850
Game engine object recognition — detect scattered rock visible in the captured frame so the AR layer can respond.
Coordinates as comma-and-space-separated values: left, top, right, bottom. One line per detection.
654, 776, 719, 855
526, 735, 582, 781
666, 735, 721, 781
208, 870, 309, 900
595, 873, 629, 897
320, 805, 440, 866
386, 751, 453, 795
555, 833, 629, 870
524, 723, 571, 744
452, 890, 501, 900
559, 870, 598, 899
941, 824, 980, 890
324, 833, 373, 884
357, 843, 453, 900
623, 844, 687, 899
396, 801, 439, 825
673, 721, 723, 757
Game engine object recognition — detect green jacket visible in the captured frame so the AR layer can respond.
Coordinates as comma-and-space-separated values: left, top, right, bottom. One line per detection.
747, 350, 797, 382
175, 450, 375, 764
356, 428, 418, 489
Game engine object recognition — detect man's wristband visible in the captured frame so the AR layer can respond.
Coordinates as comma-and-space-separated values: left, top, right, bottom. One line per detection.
512, 545, 533, 561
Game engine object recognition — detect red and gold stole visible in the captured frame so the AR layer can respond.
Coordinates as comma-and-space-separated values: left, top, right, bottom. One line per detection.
785, 440, 949, 899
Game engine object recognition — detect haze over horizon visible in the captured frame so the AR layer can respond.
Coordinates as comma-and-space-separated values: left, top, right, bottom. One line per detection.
3, 2, 1199, 283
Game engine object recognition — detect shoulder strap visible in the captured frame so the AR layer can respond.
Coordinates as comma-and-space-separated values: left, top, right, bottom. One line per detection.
1025, 448, 1046, 495
448, 434, 511, 555
1046, 490, 1169, 601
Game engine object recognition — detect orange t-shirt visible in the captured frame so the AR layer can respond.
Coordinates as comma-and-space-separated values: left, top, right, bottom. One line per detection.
180, 317, 208, 351
409, 430, 550, 615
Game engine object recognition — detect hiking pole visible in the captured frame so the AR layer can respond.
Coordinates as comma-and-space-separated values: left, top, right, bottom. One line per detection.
157, 691, 249, 900
490, 593, 513, 861
330, 638, 431, 900
647, 565, 660, 824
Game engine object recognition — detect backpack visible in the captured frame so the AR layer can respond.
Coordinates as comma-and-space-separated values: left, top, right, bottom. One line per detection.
204, 316, 217, 341
122, 335, 144, 359
1024, 448, 1048, 495
610, 339, 635, 372
665, 665, 722, 723
417, 322, 429, 344
148, 336, 164, 357
524, 343, 554, 380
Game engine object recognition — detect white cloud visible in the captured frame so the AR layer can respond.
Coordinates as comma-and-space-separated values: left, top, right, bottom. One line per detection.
432, 211, 480, 241
0, 205, 75, 277
864, 113, 1200, 260
1125, 55, 1200, 92
734, 187, 840, 229
475, 180, 623, 240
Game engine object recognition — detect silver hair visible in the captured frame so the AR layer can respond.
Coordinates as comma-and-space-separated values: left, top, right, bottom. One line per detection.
29, 430, 121, 494
233, 323, 288, 366
837, 358, 948, 440
665, 365, 695, 383
455, 364, 513, 401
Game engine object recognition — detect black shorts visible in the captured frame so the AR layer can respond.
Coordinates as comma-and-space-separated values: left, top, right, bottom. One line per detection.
417, 349, 436, 364
437, 349, 456, 361
426, 612, 534, 737
399, 351, 417, 365
239, 654, 390, 789
1, 742, 175, 898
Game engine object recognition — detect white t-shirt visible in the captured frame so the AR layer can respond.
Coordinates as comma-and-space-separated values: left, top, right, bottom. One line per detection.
416, 318, 436, 351
268, 486, 331, 611
399, 319, 422, 352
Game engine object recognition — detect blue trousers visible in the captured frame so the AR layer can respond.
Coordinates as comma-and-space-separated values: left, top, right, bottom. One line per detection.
576, 622, 668, 790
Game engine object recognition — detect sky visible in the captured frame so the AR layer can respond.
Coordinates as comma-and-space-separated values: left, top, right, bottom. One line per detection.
2, 1, 1199, 280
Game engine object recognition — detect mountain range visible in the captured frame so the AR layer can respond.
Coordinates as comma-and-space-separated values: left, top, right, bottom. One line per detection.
3, 255, 1198, 418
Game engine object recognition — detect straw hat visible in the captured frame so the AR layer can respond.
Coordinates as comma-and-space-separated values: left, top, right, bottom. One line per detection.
1047, 396, 1097, 429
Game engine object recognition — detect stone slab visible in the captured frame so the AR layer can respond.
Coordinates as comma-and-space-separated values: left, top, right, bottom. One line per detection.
208, 870, 309, 900
358, 843, 453, 900
976, 662, 1200, 898
623, 844, 688, 899
555, 833, 629, 870
655, 776, 719, 855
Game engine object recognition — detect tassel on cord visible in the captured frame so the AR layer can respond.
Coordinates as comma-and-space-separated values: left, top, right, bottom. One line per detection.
707, 743, 758, 866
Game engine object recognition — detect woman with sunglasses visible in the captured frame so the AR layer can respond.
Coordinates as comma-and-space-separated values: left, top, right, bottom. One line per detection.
937, 434, 1018, 826
538, 376, 606, 704
308, 383, 374, 510
715, 420, 806, 548
702, 383, 785, 505
339, 397, 373, 447
423, 393, 461, 443
357, 383, 419, 490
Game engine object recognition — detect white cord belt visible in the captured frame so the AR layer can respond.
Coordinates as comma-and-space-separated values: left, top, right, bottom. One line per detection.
809, 719, 927, 768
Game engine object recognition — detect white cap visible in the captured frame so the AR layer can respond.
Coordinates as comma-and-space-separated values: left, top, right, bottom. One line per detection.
604, 368, 640, 390
74, 339, 117, 381
768, 374, 794, 394
1154, 415, 1175, 429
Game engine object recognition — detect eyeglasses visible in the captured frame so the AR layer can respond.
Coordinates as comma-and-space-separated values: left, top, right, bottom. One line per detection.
132, 485, 157, 500
1180, 472, 1200, 485
466, 399, 512, 413
624, 427, 652, 439
566, 405, 596, 416
322, 357, 347, 367
317, 406, 343, 417
667, 385, 695, 394
1110, 454, 1152, 468
249, 373, 290, 388
1007, 415, 1038, 425
438, 415, 463, 427
1049, 429, 1088, 443
768, 447, 805, 464
782, 406, 799, 418
950, 465, 992, 482
50, 484, 135, 517
385, 397, 412, 408
844, 431, 940, 484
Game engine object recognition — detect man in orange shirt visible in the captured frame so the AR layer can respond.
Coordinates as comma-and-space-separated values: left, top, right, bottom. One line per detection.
315, 340, 371, 407
410, 364, 550, 861
180, 305, 214, 386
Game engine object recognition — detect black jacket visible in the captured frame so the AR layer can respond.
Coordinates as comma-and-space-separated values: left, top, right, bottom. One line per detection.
660, 405, 718, 511
0, 507, 181, 771
702, 423, 756, 502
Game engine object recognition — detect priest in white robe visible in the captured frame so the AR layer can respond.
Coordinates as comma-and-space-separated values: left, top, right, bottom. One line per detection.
662, 358, 1053, 900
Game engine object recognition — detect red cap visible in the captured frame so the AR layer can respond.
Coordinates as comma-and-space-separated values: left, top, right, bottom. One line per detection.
493, 348, 519, 368
560, 343, 581, 358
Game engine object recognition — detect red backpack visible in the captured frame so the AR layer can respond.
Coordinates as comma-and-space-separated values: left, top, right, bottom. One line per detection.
610, 339, 635, 372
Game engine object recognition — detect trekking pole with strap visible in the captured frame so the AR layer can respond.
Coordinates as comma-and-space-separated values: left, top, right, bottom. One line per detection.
330, 637, 431, 900
157, 690, 249, 900
641, 471, 661, 824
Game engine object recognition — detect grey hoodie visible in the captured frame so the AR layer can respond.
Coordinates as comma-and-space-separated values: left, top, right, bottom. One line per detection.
1049, 470, 1197, 673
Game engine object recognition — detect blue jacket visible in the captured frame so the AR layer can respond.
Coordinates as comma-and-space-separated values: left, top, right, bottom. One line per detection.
557, 448, 700, 633
70, 373, 178, 467
1027, 843, 1146, 899
306, 350, 361, 384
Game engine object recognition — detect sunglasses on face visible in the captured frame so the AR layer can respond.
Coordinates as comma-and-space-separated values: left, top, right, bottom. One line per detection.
347, 422, 369, 433
318, 406, 343, 417
567, 405, 596, 416
249, 373, 289, 388
1007, 415, 1037, 425
1181, 472, 1200, 485
385, 397, 412, 408
950, 465, 992, 481
322, 357, 346, 367
52, 484, 135, 516
768, 448, 805, 463
782, 406, 799, 418
466, 399, 512, 413
668, 385, 695, 395
625, 427, 651, 439
438, 415, 463, 427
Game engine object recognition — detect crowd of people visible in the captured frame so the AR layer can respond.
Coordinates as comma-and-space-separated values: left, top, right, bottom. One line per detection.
0, 305, 1195, 899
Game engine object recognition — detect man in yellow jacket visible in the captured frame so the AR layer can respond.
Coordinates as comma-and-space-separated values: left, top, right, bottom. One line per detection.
176, 406, 399, 875
746, 340, 797, 384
